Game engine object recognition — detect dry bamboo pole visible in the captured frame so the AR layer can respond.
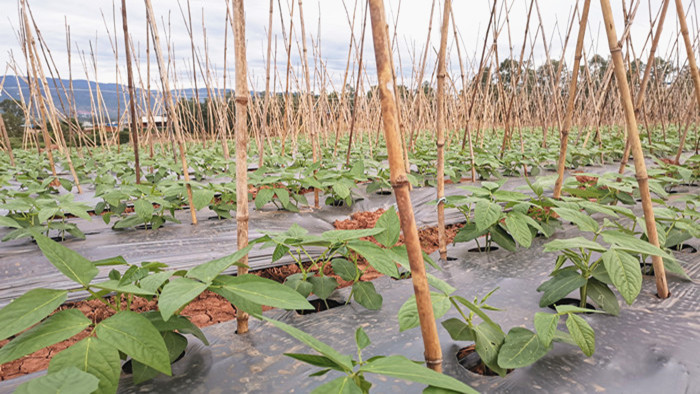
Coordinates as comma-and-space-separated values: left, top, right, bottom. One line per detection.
599, 0, 669, 299
674, 0, 700, 163
297, 0, 320, 207
368, 0, 443, 373
408, 0, 436, 151
144, 0, 197, 225
0, 114, 14, 166
616, 0, 671, 173
231, 0, 251, 334
20, 0, 58, 182
345, 0, 368, 166
121, 0, 141, 184
552, 0, 591, 200
435, 0, 450, 261
259, 0, 275, 167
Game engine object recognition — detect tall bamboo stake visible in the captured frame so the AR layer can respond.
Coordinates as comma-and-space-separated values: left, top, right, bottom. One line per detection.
121, 0, 141, 184
600, 0, 669, 299
435, 0, 450, 261
368, 0, 443, 373
674, 0, 700, 163
231, 0, 251, 334
552, 0, 591, 199
144, 0, 197, 225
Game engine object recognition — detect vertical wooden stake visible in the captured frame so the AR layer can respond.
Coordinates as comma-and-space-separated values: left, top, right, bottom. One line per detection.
121, 0, 141, 184
232, 0, 251, 334
553, 0, 592, 199
435, 0, 450, 261
368, 0, 443, 372
600, 0, 669, 298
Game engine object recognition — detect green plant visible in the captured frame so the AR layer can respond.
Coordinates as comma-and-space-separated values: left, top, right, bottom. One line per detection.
267, 318, 477, 393
0, 233, 313, 392
0, 194, 91, 241
537, 203, 687, 314
449, 180, 548, 252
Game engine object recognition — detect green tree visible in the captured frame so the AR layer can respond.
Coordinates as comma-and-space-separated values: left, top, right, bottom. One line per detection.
0, 99, 24, 137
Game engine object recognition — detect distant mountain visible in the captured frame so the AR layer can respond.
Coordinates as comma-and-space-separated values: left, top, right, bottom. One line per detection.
0, 75, 237, 120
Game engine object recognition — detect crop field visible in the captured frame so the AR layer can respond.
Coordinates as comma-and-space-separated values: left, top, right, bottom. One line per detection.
0, 0, 699, 393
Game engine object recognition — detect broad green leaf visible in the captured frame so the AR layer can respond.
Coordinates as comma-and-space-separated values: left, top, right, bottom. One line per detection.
505, 212, 533, 248
475, 200, 502, 232
441, 318, 475, 341
14, 366, 99, 394
49, 337, 121, 394
553, 207, 599, 233
0, 216, 22, 229
453, 222, 487, 243
374, 207, 400, 247
0, 309, 90, 364
565, 313, 595, 357
0, 288, 67, 341
543, 237, 606, 252
452, 296, 501, 329
139, 271, 174, 294
132, 331, 188, 384
186, 245, 253, 283
95, 311, 171, 375
537, 271, 587, 308
586, 279, 620, 316
91, 256, 128, 267
286, 353, 345, 372
158, 277, 209, 321
352, 281, 383, 310
474, 322, 506, 376
134, 199, 154, 221
191, 189, 215, 211
255, 188, 275, 209
600, 230, 671, 259
490, 224, 517, 252
355, 327, 371, 350
332, 259, 357, 281
310, 376, 362, 394
275, 188, 291, 208
398, 292, 451, 332
533, 312, 559, 347
555, 305, 604, 314
359, 355, 478, 394
661, 257, 691, 280
347, 240, 399, 278
498, 327, 552, 368
426, 274, 456, 295
142, 311, 208, 345
212, 274, 313, 311
272, 243, 289, 262
321, 228, 384, 243
332, 183, 351, 199
282, 275, 314, 299
602, 249, 642, 305
264, 317, 353, 371
34, 233, 99, 286
309, 276, 339, 300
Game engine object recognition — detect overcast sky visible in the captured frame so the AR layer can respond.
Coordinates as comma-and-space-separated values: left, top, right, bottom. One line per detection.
1, 0, 696, 92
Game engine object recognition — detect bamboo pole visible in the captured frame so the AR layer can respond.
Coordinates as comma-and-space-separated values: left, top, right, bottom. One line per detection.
552, 0, 591, 199
674, 0, 700, 163
231, 0, 251, 334
600, 0, 669, 299
121, 0, 141, 184
435, 0, 450, 261
346, 0, 368, 166
618, 0, 671, 174
368, 0, 443, 372
0, 115, 15, 166
144, 0, 197, 225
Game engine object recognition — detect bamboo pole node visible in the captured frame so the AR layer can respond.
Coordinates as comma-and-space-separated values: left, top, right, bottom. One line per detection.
425, 357, 443, 366
235, 96, 249, 104
390, 178, 411, 189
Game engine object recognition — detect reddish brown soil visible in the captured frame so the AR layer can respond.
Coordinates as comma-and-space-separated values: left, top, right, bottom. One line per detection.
0, 209, 461, 381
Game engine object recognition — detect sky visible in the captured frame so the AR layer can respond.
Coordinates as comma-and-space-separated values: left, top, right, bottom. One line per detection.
0, 0, 696, 92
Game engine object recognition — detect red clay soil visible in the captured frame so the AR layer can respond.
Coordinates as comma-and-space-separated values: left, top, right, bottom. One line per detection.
0, 208, 461, 381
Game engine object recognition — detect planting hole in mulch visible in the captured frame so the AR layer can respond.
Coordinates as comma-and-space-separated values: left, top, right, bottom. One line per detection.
391, 270, 412, 280
547, 298, 596, 313
295, 299, 347, 315
457, 344, 512, 376
467, 246, 500, 253
375, 190, 392, 195
674, 244, 698, 254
